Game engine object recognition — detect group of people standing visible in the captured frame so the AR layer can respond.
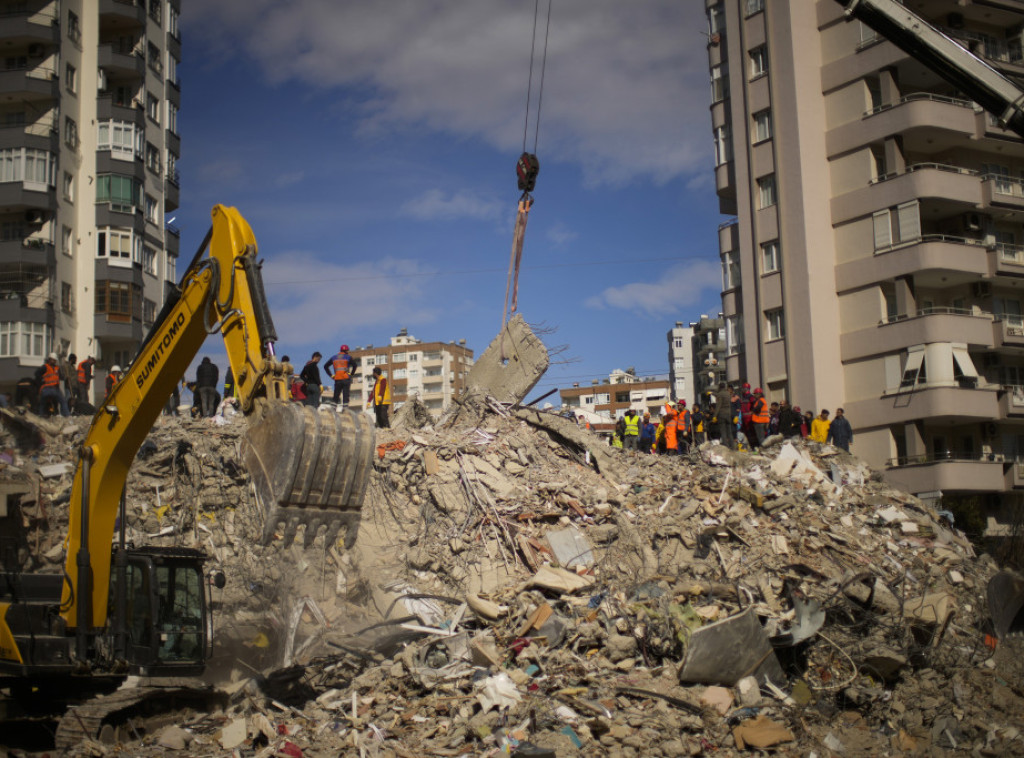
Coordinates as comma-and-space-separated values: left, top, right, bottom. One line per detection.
286, 346, 392, 429
24, 353, 107, 417
601, 380, 853, 455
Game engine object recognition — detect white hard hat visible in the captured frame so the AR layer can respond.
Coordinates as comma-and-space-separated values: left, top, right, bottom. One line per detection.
48, 352, 57, 360
111, 365, 122, 373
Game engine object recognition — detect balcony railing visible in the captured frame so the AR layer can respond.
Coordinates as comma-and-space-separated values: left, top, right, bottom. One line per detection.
888, 451, 1004, 467
864, 91, 974, 118
871, 162, 979, 185
984, 173, 1024, 199
883, 305, 982, 324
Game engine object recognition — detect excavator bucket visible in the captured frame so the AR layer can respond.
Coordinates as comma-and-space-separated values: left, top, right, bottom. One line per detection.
241, 403, 376, 548
988, 570, 1024, 640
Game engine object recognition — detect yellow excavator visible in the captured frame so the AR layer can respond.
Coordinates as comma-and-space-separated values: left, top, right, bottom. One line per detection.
0, 205, 375, 744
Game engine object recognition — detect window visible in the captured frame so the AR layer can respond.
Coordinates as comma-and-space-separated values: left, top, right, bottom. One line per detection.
96, 228, 137, 263
64, 63, 76, 93
61, 282, 72, 313
147, 42, 162, 75
753, 110, 772, 142
0, 148, 56, 187
749, 46, 768, 78
61, 225, 73, 257
166, 256, 176, 283
67, 11, 81, 44
143, 298, 156, 325
722, 250, 740, 290
168, 55, 178, 86
708, 2, 724, 35
872, 201, 921, 250
408, 353, 419, 362
726, 315, 743, 355
168, 102, 178, 134
169, 5, 179, 38
393, 352, 407, 363
0, 322, 49, 358
714, 125, 732, 166
393, 368, 407, 380
761, 240, 780, 274
96, 175, 142, 213
62, 172, 73, 202
746, 0, 764, 14
146, 93, 160, 123
0, 222, 24, 242
148, 0, 161, 23
97, 121, 142, 160
145, 142, 161, 175
594, 393, 610, 405
674, 337, 684, 349
900, 348, 926, 387
757, 174, 777, 208
145, 194, 158, 223
166, 151, 177, 184
711, 63, 729, 102
64, 117, 78, 150
765, 309, 785, 341
142, 245, 157, 276
95, 280, 140, 322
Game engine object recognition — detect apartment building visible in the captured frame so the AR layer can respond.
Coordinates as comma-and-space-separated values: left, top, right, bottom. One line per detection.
560, 369, 671, 420
691, 313, 726, 407
0, 0, 180, 401
707, 0, 1024, 526
667, 321, 695, 404
349, 329, 473, 414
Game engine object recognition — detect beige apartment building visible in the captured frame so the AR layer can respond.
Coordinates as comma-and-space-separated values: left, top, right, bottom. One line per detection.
0, 0, 181, 402
349, 329, 473, 415
560, 369, 671, 420
709, 0, 1024, 527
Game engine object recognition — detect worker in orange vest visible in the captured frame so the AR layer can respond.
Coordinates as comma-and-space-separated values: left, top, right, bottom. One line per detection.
35, 353, 69, 417
663, 406, 679, 455
750, 388, 770, 447
676, 400, 691, 454
326, 344, 357, 407
106, 365, 123, 399
76, 356, 96, 408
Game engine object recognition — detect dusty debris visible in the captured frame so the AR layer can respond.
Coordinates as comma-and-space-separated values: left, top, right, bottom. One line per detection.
2, 365, 1023, 757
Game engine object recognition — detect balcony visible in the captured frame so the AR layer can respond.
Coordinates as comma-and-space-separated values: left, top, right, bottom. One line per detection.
0, 121, 57, 152
843, 308, 995, 360
0, 67, 56, 102
846, 384, 1000, 428
998, 386, 1024, 418
995, 319, 1024, 348
99, 0, 145, 28
1006, 459, 1024, 490
827, 93, 976, 157
0, 238, 54, 267
165, 222, 179, 256
96, 95, 145, 126
165, 175, 179, 212
838, 235, 989, 292
832, 163, 982, 225
0, 7, 59, 44
982, 174, 1024, 213
885, 454, 1006, 494
0, 183, 55, 212
97, 44, 144, 78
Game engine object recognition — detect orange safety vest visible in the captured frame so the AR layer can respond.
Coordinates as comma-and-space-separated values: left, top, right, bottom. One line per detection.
664, 411, 678, 450
77, 361, 88, 383
751, 396, 769, 424
332, 354, 351, 381
677, 408, 690, 434
41, 363, 60, 389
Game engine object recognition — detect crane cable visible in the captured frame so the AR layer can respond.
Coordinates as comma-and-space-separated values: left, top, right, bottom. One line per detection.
502, 0, 552, 353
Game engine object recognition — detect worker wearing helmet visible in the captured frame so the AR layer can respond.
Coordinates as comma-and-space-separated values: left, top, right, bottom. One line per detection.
106, 365, 123, 399
750, 387, 769, 447
326, 344, 357, 408
36, 353, 70, 417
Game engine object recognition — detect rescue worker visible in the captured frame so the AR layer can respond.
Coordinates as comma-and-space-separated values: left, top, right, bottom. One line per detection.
300, 352, 323, 408
655, 415, 667, 454
106, 365, 122, 399
368, 366, 391, 428
639, 412, 656, 453
715, 382, 735, 450
326, 344, 356, 407
76, 356, 96, 408
826, 408, 853, 451
195, 356, 219, 418
36, 353, 69, 417
778, 399, 802, 438
63, 353, 77, 406
676, 401, 691, 454
691, 405, 705, 446
750, 388, 770, 447
224, 367, 235, 400
622, 409, 640, 452
663, 405, 679, 455
740, 382, 754, 441
810, 409, 831, 443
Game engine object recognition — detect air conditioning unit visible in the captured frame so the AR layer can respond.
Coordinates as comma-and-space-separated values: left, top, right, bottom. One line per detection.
97, 68, 108, 91
964, 212, 984, 232
27, 44, 44, 57
972, 281, 992, 298
24, 210, 44, 224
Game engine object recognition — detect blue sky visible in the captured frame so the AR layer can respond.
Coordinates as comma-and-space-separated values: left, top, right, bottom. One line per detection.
176, 0, 723, 401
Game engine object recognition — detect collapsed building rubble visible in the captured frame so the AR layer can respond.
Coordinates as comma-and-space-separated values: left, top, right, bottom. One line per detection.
2, 358, 1024, 755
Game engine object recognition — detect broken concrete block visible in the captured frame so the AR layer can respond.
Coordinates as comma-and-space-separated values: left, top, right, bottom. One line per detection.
524, 565, 594, 594
546, 527, 594, 568
736, 676, 761, 707
218, 717, 247, 750
904, 591, 956, 627
732, 715, 795, 749
700, 686, 733, 715
464, 313, 549, 405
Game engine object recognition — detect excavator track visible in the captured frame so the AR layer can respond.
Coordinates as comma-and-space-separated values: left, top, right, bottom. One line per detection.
54, 678, 227, 749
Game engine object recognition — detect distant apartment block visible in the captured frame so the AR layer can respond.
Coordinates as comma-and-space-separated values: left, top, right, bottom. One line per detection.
0, 0, 182, 401
667, 322, 695, 404
707, 0, 1024, 528
691, 313, 726, 407
560, 368, 670, 419
349, 328, 473, 414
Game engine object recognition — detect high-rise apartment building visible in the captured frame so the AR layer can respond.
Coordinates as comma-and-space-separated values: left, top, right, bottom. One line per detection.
708, 0, 1024, 527
690, 313, 726, 407
0, 0, 180, 401
667, 322, 695, 404
350, 329, 473, 414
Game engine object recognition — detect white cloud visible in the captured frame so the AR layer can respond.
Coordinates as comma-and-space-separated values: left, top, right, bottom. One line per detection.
183, 0, 711, 187
401, 188, 503, 222
585, 261, 721, 317
261, 251, 440, 349
546, 222, 578, 246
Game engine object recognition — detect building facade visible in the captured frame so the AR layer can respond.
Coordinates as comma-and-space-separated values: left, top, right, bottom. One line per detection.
667, 322, 695, 404
560, 369, 671, 420
707, 0, 1024, 526
349, 329, 473, 414
0, 0, 180, 401
691, 313, 726, 407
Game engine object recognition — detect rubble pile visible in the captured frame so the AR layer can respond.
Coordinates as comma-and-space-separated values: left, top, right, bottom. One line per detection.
2, 398, 1023, 757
